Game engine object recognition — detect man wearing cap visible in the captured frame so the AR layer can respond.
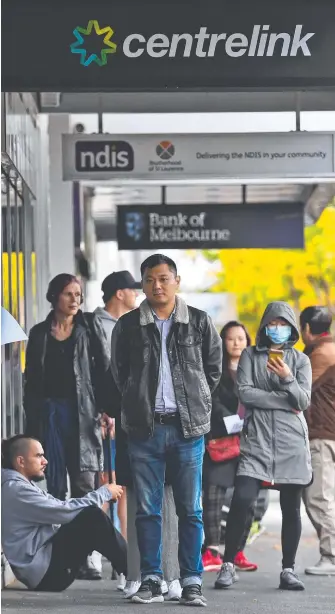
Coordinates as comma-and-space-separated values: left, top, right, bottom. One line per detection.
95, 271, 141, 347
94, 270, 141, 582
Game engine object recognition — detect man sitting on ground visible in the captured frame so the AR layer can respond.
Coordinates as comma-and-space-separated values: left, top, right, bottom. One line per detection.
1, 435, 127, 591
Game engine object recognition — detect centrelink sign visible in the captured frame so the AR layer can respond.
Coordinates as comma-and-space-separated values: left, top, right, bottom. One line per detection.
72, 24, 315, 64
111, 24, 314, 59
3, 0, 335, 91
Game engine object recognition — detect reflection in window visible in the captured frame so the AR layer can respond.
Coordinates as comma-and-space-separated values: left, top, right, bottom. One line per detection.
1, 169, 33, 438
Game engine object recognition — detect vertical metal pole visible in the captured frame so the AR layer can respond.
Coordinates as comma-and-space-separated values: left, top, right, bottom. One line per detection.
98, 96, 103, 133
161, 185, 166, 205
242, 185, 247, 205
295, 92, 301, 132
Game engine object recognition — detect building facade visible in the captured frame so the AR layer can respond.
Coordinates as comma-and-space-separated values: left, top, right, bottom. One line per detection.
1, 93, 50, 439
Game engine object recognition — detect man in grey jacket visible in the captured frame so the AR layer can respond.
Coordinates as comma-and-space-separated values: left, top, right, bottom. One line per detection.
94, 270, 141, 346
1, 435, 126, 591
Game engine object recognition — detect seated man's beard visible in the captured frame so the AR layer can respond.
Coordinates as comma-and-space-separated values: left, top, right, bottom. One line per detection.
31, 474, 46, 482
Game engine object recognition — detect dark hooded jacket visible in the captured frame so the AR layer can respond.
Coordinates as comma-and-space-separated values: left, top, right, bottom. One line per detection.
236, 301, 312, 485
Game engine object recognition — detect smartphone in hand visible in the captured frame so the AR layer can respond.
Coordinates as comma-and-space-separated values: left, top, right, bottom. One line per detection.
268, 349, 284, 363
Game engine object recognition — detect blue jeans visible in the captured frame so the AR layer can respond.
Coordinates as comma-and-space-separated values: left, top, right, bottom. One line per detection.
128, 423, 204, 586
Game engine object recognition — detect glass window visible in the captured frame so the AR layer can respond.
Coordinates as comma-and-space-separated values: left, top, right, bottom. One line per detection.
1, 168, 34, 438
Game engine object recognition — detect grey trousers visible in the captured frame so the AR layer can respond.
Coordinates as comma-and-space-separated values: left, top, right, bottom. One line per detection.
303, 439, 335, 560
127, 484, 180, 582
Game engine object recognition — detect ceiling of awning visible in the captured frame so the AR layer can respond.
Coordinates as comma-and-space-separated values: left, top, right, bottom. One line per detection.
39, 91, 335, 114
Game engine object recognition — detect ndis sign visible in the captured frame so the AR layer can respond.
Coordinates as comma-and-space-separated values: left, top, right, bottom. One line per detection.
75, 141, 134, 172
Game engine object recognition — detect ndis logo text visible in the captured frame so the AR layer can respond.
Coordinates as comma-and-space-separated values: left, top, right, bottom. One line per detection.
75, 141, 134, 172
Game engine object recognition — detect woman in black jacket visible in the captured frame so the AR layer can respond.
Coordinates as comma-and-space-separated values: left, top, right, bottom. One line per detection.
24, 274, 112, 578
202, 321, 257, 573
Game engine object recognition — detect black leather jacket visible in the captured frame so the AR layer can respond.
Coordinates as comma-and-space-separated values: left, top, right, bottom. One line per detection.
24, 310, 112, 472
111, 296, 222, 440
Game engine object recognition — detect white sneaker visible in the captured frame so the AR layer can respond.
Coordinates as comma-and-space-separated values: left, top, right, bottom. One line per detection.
77, 554, 102, 580
305, 557, 335, 576
123, 580, 141, 599
117, 573, 126, 591
91, 551, 102, 573
161, 580, 168, 595
166, 579, 182, 601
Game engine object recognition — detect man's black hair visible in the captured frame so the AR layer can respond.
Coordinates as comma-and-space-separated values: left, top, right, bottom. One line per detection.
1, 435, 36, 469
140, 254, 178, 278
300, 306, 332, 335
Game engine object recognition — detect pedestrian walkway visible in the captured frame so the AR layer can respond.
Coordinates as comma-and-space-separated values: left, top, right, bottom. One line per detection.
2, 495, 335, 613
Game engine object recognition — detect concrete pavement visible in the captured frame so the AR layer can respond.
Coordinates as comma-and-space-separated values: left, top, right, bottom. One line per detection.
2, 495, 335, 613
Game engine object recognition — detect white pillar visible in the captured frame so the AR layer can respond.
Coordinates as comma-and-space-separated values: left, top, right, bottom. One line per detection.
48, 114, 75, 278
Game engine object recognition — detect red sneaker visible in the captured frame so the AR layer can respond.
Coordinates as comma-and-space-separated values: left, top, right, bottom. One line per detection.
202, 549, 222, 572
234, 551, 258, 571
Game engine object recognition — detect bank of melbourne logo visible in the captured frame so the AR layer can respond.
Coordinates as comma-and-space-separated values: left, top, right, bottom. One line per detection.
125, 213, 145, 242
70, 20, 117, 66
156, 141, 175, 160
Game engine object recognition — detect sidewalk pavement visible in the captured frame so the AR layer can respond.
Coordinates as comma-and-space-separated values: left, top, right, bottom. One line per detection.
2, 494, 335, 613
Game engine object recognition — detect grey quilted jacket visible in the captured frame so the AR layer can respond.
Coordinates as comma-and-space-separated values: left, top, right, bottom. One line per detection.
237, 302, 312, 485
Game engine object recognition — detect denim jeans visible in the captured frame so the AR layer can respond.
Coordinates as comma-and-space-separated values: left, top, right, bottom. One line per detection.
128, 423, 204, 587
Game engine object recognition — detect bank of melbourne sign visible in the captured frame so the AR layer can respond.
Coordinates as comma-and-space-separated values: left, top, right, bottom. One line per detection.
117, 203, 304, 250
62, 133, 335, 181
2, 0, 335, 91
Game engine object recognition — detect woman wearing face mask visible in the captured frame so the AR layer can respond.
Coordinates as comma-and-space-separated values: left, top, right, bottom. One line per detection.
216, 302, 312, 592
202, 321, 258, 573
24, 274, 112, 580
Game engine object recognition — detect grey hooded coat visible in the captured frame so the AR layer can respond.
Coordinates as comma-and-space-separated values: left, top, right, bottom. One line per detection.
237, 302, 312, 485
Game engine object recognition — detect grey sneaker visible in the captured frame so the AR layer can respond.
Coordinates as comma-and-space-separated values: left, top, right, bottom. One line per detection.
305, 557, 335, 576
179, 585, 207, 607
131, 579, 164, 604
214, 563, 238, 589
279, 569, 305, 591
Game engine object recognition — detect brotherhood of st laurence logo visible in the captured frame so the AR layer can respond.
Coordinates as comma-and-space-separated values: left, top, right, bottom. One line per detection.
70, 20, 117, 66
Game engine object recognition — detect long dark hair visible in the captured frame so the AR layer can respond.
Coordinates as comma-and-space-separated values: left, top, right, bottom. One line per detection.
220, 320, 251, 385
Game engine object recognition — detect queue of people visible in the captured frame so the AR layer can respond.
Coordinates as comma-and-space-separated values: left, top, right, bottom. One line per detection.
1, 253, 335, 606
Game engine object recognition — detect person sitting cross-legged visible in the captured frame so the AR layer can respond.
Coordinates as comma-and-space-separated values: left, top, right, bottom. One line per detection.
1, 435, 127, 591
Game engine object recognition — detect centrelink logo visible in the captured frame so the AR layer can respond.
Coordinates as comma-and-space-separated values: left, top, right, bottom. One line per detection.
71, 23, 315, 67
70, 20, 117, 66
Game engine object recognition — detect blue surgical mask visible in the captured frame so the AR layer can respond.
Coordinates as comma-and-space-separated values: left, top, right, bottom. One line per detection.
265, 325, 291, 345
